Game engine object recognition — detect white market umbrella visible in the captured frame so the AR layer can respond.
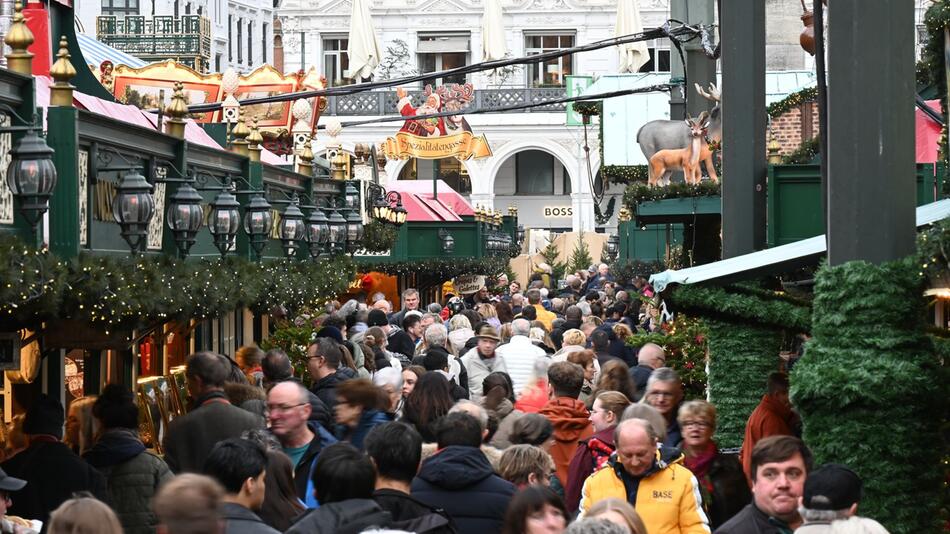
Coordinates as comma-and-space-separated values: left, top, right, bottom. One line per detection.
482, 0, 508, 62
615, 0, 649, 73
346, 0, 382, 81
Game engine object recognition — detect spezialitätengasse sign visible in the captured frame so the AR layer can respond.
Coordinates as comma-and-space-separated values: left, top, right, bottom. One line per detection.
381, 131, 492, 160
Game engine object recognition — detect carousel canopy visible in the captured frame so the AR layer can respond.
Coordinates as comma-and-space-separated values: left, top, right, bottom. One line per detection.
76, 33, 147, 69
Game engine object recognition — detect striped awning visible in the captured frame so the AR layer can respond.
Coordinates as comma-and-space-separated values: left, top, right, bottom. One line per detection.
76, 33, 147, 69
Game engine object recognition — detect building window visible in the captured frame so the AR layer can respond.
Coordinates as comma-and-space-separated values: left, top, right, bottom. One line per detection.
184, 2, 190, 14
323, 36, 351, 86
101, 0, 138, 17
637, 35, 671, 73
524, 33, 574, 87
247, 21, 253, 65
215, 53, 222, 72
237, 18, 243, 64
418, 33, 469, 86
516, 151, 555, 195
262, 22, 268, 63
917, 24, 928, 61
228, 15, 233, 61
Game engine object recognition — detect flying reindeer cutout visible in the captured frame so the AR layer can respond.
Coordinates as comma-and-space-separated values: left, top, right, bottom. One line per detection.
637, 83, 721, 185
648, 111, 709, 186
426, 82, 475, 134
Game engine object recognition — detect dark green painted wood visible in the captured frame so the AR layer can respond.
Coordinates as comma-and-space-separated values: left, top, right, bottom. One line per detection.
721, 0, 766, 257
618, 221, 684, 263
827, 2, 915, 265
48, 106, 80, 258
49, 2, 114, 101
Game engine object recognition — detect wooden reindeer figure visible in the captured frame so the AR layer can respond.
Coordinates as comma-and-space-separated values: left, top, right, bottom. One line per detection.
647, 111, 709, 187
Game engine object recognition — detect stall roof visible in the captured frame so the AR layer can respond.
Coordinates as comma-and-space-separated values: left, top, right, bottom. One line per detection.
76, 33, 148, 69
649, 198, 950, 291
385, 180, 475, 222
33, 76, 284, 164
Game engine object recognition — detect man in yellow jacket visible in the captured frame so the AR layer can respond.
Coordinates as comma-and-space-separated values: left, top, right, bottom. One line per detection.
578, 418, 710, 534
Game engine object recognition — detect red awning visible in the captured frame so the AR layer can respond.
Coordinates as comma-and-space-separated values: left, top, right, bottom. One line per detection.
385, 180, 474, 222
916, 99, 942, 164
34, 76, 285, 164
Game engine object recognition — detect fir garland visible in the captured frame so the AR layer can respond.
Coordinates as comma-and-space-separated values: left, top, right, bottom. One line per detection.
766, 86, 818, 119
628, 315, 708, 400
667, 284, 811, 332
791, 259, 943, 534
609, 259, 665, 284
781, 136, 820, 165
706, 320, 783, 449
0, 234, 356, 331
921, 1, 950, 165
359, 221, 400, 253
917, 216, 950, 289
623, 181, 722, 209
358, 256, 509, 282
602, 165, 649, 185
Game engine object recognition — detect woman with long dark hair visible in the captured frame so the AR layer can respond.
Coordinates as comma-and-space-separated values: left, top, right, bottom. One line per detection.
482, 372, 522, 449
501, 486, 567, 534
258, 449, 306, 531
401, 372, 455, 442
334, 379, 391, 450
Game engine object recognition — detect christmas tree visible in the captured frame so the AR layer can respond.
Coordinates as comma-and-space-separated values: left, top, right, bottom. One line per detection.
568, 231, 594, 275
540, 237, 567, 284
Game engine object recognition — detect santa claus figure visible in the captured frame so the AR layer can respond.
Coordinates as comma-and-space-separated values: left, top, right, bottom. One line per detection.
395, 87, 447, 137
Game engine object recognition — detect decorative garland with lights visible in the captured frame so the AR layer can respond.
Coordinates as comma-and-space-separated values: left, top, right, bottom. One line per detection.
791, 258, 943, 534
0, 235, 356, 331
608, 259, 665, 284
666, 283, 811, 332
359, 221, 400, 253
627, 314, 708, 400
357, 256, 510, 282
917, 216, 950, 290
781, 136, 820, 165
602, 165, 650, 185
921, 1, 950, 164
623, 181, 721, 208
766, 86, 818, 119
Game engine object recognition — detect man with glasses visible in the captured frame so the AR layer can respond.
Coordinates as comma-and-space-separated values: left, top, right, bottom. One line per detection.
266, 381, 337, 501
629, 343, 666, 402
643, 367, 684, 448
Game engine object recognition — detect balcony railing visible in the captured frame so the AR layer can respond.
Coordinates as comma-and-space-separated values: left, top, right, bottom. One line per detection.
97, 15, 212, 68
325, 87, 568, 116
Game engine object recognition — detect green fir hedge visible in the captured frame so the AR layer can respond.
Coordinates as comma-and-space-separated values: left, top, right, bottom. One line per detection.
791, 259, 944, 534
706, 320, 782, 449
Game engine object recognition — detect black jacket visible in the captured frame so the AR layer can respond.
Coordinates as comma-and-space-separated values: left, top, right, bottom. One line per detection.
714, 502, 792, 534
2, 439, 109, 529
221, 503, 281, 534
426, 346, 469, 401
162, 392, 264, 473
387, 329, 416, 363
551, 319, 582, 350
373, 489, 457, 533
286, 499, 392, 534
410, 446, 515, 534
704, 454, 752, 529
629, 364, 653, 402
311, 371, 348, 412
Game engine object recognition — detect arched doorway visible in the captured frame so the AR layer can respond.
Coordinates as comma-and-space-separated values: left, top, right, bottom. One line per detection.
493, 149, 572, 231
397, 157, 472, 195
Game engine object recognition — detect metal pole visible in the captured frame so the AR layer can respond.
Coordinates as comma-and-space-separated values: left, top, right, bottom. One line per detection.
826, 1, 915, 264
720, 0, 766, 257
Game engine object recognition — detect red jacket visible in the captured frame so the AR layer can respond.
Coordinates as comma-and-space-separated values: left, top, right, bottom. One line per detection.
538, 397, 593, 486
740, 394, 794, 483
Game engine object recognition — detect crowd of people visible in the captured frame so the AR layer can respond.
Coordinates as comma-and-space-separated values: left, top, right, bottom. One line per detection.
0, 265, 891, 534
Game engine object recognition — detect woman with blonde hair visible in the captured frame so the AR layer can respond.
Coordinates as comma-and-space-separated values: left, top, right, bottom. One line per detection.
48, 496, 123, 534
564, 391, 631, 514
553, 330, 586, 361
65, 397, 98, 455
477, 303, 501, 331
497, 444, 556, 489
447, 314, 474, 355
585, 498, 647, 534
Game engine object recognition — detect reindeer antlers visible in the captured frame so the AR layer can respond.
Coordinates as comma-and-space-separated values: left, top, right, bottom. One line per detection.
694, 82, 721, 102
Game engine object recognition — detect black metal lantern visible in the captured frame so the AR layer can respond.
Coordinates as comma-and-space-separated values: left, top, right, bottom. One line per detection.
344, 181, 360, 212
112, 169, 155, 253
165, 182, 203, 256
343, 208, 363, 254
208, 187, 241, 256
392, 199, 408, 226
6, 129, 57, 229
243, 193, 273, 259
373, 195, 389, 222
516, 225, 525, 246
306, 206, 330, 259
439, 229, 455, 254
605, 233, 620, 263
279, 195, 306, 257
326, 207, 347, 255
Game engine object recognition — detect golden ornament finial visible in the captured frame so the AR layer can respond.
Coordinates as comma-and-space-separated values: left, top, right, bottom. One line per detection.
164, 82, 189, 138
49, 36, 76, 107
230, 108, 251, 156
247, 117, 264, 162
297, 135, 315, 176
5, 2, 34, 76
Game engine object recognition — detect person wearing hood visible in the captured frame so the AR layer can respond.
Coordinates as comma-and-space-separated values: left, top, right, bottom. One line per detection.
80, 385, 172, 534
411, 412, 515, 534
578, 418, 709, 534
333, 379, 391, 451
537, 362, 594, 487
564, 391, 631, 515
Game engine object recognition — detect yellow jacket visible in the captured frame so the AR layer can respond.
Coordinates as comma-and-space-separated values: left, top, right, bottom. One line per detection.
578, 452, 710, 534
533, 304, 557, 331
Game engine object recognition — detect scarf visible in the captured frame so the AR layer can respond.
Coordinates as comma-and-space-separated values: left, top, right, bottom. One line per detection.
683, 440, 717, 480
